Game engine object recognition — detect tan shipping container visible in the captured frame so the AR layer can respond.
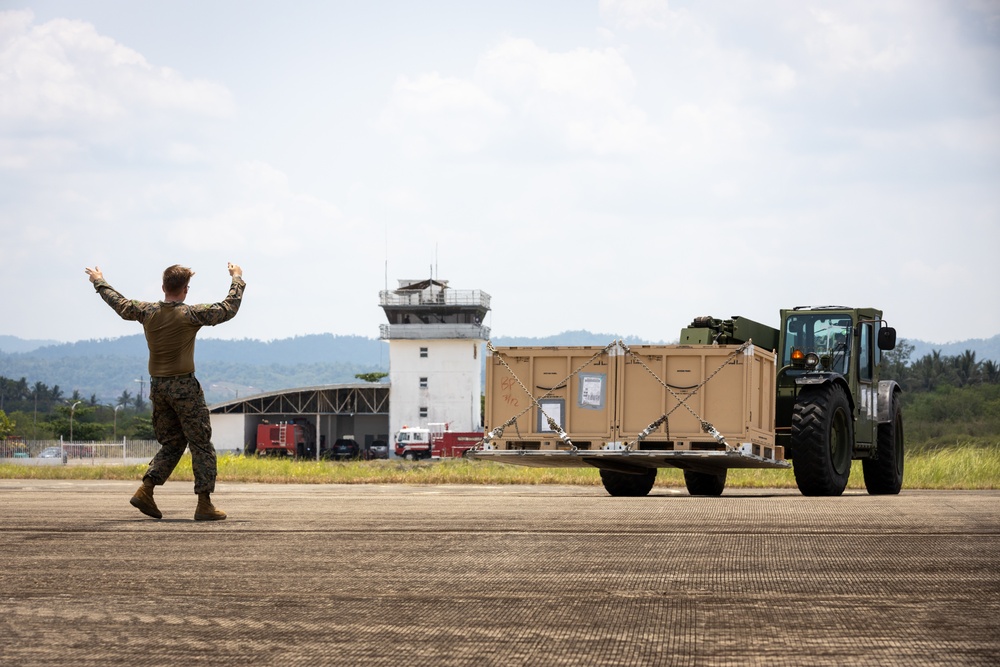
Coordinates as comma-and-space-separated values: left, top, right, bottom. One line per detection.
486, 343, 778, 458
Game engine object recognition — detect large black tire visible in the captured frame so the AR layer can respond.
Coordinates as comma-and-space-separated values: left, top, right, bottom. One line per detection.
684, 470, 727, 496
599, 468, 657, 497
863, 396, 904, 495
791, 384, 854, 496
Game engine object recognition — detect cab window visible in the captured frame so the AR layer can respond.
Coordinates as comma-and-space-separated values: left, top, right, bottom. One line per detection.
783, 314, 853, 374
859, 323, 873, 381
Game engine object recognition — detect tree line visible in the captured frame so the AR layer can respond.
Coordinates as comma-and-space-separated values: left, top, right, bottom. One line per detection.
0, 376, 152, 441
0, 376, 148, 414
881, 340, 1000, 391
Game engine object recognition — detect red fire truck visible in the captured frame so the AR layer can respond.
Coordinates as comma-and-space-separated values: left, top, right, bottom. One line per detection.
394, 423, 483, 460
254, 421, 305, 457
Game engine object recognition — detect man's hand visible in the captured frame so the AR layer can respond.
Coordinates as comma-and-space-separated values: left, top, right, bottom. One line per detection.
228, 262, 243, 279
85, 266, 103, 283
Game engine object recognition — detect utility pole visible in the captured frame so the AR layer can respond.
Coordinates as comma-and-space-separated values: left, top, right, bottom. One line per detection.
134, 378, 146, 408
114, 404, 123, 441
69, 401, 82, 443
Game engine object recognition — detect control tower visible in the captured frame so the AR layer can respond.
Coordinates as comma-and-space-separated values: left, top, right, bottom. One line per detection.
379, 278, 491, 436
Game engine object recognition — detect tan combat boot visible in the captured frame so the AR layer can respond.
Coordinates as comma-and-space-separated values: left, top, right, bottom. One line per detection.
130, 480, 162, 519
194, 493, 227, 521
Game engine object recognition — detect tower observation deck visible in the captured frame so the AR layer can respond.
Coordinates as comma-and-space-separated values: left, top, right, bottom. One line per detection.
379, 279, 491, 340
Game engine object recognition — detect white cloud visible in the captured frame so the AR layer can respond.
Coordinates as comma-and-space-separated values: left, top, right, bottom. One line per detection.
378, 37, 658, 158
0, 10, 233, 169
599, 0, 674, 30
765, 62, 798, 93
377, 71, 508, 155
478, 38, 658, 154
0, 10, 233, 123
804, 7, 914, 74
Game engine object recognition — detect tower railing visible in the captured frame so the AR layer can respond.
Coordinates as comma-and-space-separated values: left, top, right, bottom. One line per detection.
380, 323, 491, 340
379, 289, 491, 309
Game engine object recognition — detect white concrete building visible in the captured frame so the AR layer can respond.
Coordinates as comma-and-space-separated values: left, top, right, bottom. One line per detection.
379, 279, 490, 436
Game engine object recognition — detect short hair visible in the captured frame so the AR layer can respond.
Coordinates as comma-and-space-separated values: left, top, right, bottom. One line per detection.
162, 265, 195, 294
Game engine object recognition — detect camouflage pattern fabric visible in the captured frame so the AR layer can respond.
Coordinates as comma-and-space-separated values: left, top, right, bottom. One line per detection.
92, 277, 245, 328
146, 376, 217, 495
91, 277, 245, 377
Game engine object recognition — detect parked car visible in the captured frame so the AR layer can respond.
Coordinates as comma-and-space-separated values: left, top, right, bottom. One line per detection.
38, 447, 63, 459
331, 438, 360, 461
363, 440, 389, 460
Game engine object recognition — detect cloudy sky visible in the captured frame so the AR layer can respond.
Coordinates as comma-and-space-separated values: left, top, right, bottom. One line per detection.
1, 1, 998, 345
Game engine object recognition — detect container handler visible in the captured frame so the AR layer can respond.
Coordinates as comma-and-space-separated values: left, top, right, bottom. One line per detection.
469, 306, 902, 497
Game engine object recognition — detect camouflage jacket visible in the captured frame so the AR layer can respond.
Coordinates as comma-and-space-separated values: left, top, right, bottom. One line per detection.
92, 277, 246, 377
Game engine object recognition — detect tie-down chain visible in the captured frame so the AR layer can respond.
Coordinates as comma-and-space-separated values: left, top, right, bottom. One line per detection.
481, 340, 752, 452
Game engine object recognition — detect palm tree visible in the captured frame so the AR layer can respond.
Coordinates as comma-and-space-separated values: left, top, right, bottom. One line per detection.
15, 377, 29, 403
983, 360, 1000, 384
117, 390, 133, 409
952, 350, 980, 387
911, 350, 955, 392
32, 381, 48, 401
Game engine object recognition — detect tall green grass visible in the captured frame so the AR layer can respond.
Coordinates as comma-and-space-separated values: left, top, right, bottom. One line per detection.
1, 443, 998, 489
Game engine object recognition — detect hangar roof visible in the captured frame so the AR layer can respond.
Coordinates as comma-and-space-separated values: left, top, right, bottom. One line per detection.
209, 384, 389, 416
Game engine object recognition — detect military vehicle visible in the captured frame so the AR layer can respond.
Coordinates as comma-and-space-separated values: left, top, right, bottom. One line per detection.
469, 306, 902, 497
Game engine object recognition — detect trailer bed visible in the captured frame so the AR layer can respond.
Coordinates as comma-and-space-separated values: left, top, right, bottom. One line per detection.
469, 447, 790, 472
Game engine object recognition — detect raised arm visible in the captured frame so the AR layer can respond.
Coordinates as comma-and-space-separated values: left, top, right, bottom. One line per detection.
188, 262, 246, 326
85, 265, 150, 322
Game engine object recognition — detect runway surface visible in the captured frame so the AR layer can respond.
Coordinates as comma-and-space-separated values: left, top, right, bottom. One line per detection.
1, 480, 998, 666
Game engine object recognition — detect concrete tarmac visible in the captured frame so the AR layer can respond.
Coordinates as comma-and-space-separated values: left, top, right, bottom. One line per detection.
0, 480, 998, 666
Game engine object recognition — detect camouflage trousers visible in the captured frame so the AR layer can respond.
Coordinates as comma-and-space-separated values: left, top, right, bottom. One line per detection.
146, 375, 217, 495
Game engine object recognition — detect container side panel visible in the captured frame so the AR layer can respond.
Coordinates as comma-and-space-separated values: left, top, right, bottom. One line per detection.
753, 352, 776, 434
485, 353, 534, 437
528, 350, 613, 438
486, 347, 613, 443
662, 351, 705, 437
701, 354, 746, 436
618, 354, 669, 438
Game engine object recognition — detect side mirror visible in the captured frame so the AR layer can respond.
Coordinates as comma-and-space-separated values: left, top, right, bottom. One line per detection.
878, 327, 897, 351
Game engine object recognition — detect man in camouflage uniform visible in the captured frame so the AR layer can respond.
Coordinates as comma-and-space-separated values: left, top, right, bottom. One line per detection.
84, 263, 246, 521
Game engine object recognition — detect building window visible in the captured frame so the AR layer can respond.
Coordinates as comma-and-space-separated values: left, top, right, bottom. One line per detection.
419, 377, 428, 389
419, 347, 428, 358
419, 407, 428, 418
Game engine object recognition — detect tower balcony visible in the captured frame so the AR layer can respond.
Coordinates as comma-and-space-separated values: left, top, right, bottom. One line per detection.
380, 323, 491, 340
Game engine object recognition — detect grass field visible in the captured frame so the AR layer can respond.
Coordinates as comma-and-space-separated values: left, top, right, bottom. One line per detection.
1, 443, 998, 490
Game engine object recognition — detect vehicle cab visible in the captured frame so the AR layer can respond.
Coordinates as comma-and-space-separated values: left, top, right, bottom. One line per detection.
775, 306, 896, 454
394, 426, 431, 458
